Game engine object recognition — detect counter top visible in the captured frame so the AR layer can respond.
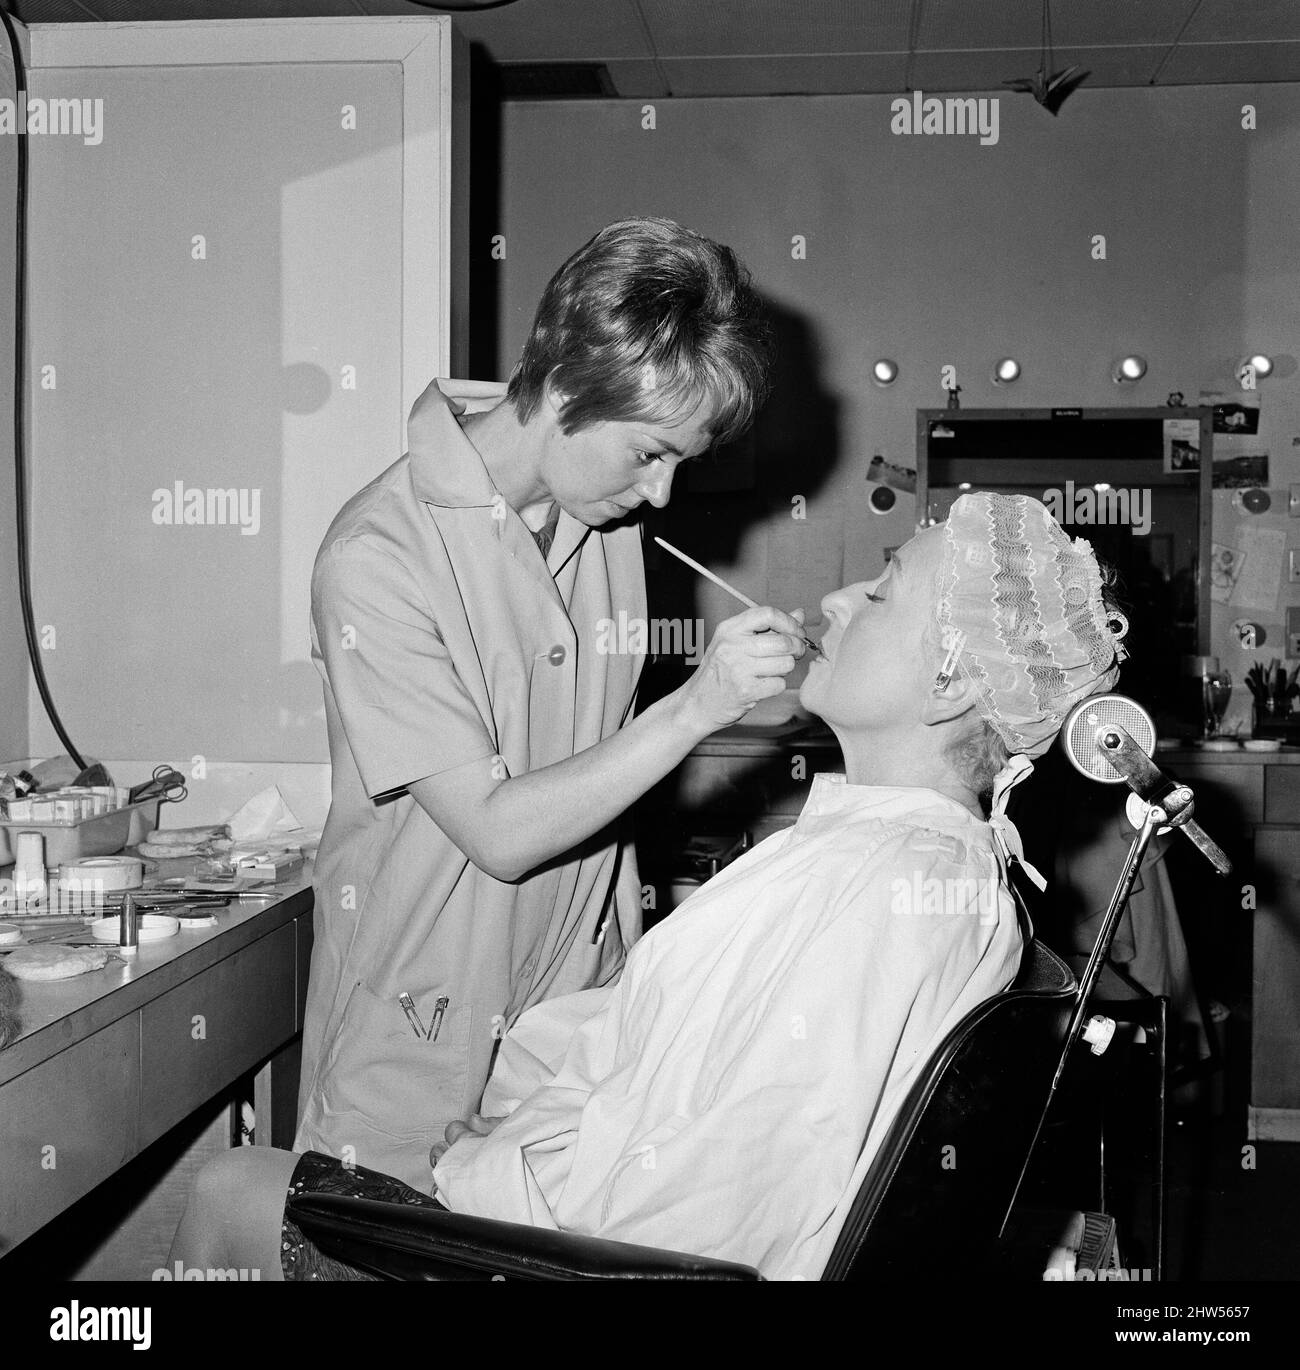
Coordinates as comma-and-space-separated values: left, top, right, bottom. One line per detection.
1, 858, 315, 1261
0, 866, 311, 1088
693, 724, 1300, 765
1155, 745, 1300, 764
693, 723, 838, 756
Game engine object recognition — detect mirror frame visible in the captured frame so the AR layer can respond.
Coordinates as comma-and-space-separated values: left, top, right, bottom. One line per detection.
915, 405, 1214, 656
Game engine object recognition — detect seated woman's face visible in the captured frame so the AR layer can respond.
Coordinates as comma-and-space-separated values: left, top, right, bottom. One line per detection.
799, 523, 946, 730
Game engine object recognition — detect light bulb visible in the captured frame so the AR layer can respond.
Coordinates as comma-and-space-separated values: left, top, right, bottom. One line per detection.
872, 359, 898, 386
1112, 355, 1147, 383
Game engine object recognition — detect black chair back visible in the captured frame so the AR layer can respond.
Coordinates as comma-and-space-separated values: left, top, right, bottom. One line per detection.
823, 934, 1076, 1279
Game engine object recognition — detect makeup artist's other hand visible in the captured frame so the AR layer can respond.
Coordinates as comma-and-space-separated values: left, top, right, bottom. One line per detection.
676, 606, 806, 733
429, 1113, 506, 1168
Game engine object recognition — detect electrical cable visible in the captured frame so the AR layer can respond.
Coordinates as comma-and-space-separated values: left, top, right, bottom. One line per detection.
0, 6, 86, 769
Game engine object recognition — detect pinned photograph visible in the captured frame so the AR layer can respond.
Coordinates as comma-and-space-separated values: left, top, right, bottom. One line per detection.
1212, 400, 1260, 435
1210, 542, 1246, 603
1212, 452, 1269, 488
866, 454, 917, 493
1162, 418, 1201, 473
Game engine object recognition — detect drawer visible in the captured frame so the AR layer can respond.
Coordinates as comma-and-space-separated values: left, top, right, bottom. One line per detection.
1264, 766, 1300, 824
139, 922, 296, 1147
0, 1014, 139, 1253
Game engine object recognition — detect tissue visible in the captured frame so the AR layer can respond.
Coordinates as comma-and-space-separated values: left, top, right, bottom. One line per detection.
226, 786, 302, 843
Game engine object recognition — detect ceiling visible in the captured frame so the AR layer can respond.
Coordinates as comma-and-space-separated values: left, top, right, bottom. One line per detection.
10, 0, 1300, 98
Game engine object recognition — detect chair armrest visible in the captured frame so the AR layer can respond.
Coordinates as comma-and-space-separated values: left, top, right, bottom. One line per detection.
286, 1194, 763, 1282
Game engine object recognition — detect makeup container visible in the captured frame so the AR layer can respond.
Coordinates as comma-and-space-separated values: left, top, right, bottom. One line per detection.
13, 831, 47, 905
119, 892, 139, 956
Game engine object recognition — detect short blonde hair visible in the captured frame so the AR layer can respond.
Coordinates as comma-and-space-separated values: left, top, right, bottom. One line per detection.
506, 217, 771, 448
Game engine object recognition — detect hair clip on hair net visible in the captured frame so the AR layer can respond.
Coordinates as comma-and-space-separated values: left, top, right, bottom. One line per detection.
935, 492, 1130, 758
933, 626, 967, 691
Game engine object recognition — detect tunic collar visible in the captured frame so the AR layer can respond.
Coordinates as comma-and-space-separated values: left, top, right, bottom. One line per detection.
798, 771, 986, 828
406, 377, 593, 578
407, 378, 504, 508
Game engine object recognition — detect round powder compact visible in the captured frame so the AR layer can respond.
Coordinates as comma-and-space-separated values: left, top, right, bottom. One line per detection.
90, 913, 180, 943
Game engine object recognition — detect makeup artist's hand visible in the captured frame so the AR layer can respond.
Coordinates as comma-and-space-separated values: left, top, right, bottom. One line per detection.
429, 1112, 507, 1168
675, 606, 807, 733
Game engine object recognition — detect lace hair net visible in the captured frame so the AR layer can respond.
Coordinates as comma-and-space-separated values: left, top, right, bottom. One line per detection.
935, 492, 1130, 759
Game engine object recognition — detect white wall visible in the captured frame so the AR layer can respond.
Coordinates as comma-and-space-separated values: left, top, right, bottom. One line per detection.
0, 64, 25, 762
493, 86, 1298, 731
9, 18, 462, 810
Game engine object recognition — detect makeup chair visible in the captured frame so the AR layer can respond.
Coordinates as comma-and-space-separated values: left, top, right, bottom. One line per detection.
283, 871, 1105, 1281
286, 700, 1229, 1281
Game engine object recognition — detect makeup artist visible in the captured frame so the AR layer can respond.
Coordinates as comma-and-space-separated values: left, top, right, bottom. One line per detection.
295, 217, 808, 1189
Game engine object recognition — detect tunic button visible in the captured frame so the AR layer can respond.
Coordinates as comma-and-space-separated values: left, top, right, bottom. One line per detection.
547, 645, 566, 666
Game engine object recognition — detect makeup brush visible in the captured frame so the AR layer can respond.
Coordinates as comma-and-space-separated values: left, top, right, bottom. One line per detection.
652, 536, 824, 657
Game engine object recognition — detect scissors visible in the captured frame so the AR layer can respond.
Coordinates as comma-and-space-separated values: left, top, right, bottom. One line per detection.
128, 765, 189, 806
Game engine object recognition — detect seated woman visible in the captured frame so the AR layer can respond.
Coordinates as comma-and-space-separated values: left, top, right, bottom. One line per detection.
169, 491, 1129, 1282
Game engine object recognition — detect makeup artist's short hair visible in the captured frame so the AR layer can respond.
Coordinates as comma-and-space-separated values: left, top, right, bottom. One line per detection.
506, 217, 771, 448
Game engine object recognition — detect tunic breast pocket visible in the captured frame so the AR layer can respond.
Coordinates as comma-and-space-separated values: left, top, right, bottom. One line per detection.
320, 982, 474, 1149
525, 645, 576, 767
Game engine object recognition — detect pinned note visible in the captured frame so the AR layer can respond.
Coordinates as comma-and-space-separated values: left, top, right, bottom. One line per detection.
1229, 525, 1287, 612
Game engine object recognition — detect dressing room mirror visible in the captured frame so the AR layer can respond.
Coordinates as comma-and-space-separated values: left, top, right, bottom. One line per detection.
917, 407, 1214, 737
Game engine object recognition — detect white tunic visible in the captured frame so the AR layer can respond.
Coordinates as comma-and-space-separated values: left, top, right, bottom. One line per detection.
433, 769, 1032, 1280
295, 379, 645, 1190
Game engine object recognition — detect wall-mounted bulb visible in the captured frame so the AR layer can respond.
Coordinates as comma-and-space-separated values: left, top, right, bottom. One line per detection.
992, 358, 1020, 384
872, 359, 899, 386
1112, 355, 1147, 384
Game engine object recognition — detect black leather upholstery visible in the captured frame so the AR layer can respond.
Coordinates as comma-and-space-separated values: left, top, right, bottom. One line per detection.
285, 1194, 762, 1280
822, 937, 1076, 1278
